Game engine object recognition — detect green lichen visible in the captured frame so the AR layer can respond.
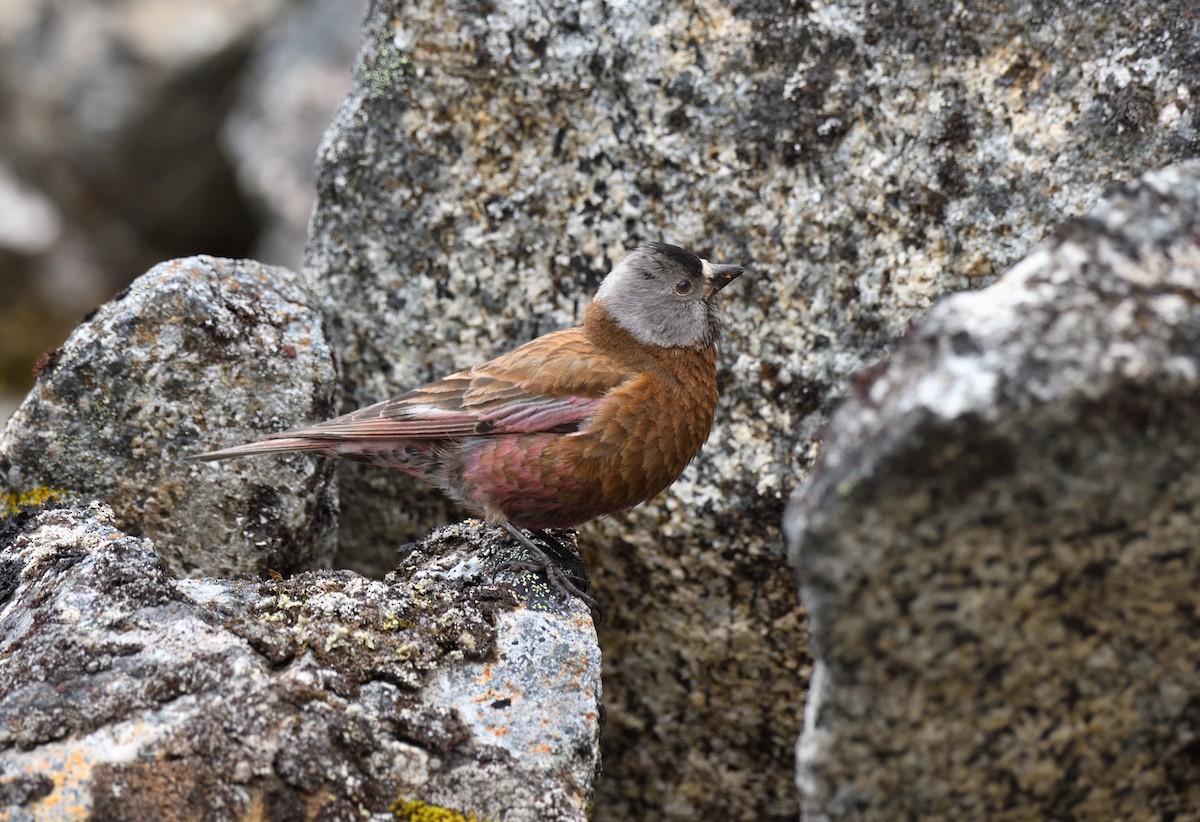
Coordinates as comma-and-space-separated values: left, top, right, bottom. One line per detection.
1, 487, 68, 517
365, 35, 410, 100
391, 798, 492, 822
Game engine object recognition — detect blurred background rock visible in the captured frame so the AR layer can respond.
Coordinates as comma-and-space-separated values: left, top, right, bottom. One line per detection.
0, 0, 365, 423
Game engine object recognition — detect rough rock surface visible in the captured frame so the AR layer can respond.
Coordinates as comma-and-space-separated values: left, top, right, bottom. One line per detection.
786, 162, 1200, 818
0, 502, 600, 821
0, 256, 339, 577
305, 0, 1199, 817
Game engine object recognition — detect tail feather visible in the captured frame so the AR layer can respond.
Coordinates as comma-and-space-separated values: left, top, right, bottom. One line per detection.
186, 437, 333, 462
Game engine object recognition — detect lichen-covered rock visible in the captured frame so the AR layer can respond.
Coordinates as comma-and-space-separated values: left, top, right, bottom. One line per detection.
0, 502, 600, 821
305, 1, 1198, 817
785, 162, 1200, 818
394, 521, 602, 816
0, 256, 338, 577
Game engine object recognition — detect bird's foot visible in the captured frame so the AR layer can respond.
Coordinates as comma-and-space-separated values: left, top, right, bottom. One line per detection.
495, 522, 600, 613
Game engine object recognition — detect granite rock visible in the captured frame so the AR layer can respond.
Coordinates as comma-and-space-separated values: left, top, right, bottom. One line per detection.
0, 256, 339, 577
304, 0, 1199, 817
786, 162, 1200, 818
0, 502, 600, 821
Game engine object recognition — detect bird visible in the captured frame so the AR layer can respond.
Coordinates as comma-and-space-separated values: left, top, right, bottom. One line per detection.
190, 243, 745, 605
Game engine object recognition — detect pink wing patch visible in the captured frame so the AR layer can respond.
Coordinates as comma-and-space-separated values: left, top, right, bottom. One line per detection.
478, 394, 602, 433
269, 392, 606, 441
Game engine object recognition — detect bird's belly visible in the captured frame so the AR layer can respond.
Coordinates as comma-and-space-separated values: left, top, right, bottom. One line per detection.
457, 417, 709, 530
454, 435, 608, 529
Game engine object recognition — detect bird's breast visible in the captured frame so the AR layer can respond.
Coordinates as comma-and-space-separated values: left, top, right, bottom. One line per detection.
579, 351, 719, 500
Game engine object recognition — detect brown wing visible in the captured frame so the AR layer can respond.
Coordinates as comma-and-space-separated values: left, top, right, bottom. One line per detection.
270, 328, 635, 441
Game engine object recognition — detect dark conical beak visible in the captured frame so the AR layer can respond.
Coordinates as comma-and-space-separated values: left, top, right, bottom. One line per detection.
708, 262, 745, 295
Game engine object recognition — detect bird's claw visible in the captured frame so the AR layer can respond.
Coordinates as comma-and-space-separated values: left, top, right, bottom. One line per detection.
495, 522, 601, 613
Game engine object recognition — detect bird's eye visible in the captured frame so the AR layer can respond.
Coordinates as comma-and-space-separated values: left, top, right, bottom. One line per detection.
674, 279, 693, 295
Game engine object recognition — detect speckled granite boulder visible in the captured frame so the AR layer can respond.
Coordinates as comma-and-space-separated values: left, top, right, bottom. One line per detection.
305, 1, 1199, 818
0, 256, 338, 577
786, 162, 1200, 818
0, 502, 600, 820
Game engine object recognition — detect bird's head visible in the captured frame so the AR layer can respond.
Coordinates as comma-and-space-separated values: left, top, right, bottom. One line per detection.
594, 242, 745, 349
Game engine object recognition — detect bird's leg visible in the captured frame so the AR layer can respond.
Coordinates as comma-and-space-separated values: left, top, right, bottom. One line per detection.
497, 521, 599, 611
528, 528, 589, 579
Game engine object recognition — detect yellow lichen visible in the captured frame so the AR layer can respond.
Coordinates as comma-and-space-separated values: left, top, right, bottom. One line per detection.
391, 798, 490, 822
1, 487, 67, 517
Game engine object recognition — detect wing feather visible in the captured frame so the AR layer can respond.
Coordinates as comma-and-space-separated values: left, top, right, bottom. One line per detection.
268, 328, 633, 441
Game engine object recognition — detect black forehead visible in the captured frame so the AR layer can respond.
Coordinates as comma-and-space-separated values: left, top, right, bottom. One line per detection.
641, 242, 704, 278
